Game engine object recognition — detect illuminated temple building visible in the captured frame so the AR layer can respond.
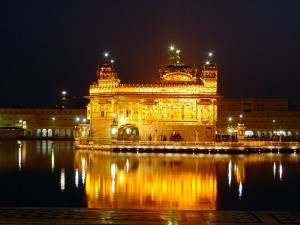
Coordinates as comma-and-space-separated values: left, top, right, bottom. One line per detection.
86, 48, 220, 143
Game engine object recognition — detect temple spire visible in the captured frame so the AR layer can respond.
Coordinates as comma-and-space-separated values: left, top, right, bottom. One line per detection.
95, 51, 119, 81
205, 52, 214, 65
175, 49, 181, 63
165, 45, 181, 66
104, 52, 110, 64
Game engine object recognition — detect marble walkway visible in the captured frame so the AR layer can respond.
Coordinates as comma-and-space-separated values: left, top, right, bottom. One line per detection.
0, 208, 299, 224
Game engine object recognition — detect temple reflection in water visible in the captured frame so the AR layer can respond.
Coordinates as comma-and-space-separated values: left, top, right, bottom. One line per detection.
2, 140, 300, 210
73, 149, 300, 210
74, 150, 217, 209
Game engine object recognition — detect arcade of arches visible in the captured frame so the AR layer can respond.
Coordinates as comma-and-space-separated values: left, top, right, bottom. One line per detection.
34, 128, 73, 137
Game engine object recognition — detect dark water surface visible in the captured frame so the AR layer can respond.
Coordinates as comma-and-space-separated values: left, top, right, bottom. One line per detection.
0, 140, 299, 210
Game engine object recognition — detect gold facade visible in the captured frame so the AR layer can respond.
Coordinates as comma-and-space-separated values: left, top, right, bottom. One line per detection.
87, 49, 220, 142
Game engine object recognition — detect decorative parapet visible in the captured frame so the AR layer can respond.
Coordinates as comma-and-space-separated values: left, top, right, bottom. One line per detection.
89, 84, 217, 95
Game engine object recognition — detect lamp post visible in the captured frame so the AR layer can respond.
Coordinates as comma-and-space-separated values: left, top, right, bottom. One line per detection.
60, 91, 69, 109
239, 114, 243, 123
227, 117, 233, 141
236, 114, 245, 141
227, 116, 240, 142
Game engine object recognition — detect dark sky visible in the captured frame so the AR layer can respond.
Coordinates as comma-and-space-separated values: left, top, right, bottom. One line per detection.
1, 0, 299, 108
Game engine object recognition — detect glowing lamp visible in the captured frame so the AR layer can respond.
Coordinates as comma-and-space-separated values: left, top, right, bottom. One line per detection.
111, 127, 118, 135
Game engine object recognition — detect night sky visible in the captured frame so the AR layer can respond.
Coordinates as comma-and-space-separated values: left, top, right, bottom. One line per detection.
1, 0, 299, 108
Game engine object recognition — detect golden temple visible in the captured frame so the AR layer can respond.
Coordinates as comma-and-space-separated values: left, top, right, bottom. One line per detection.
86, 47, 220, 143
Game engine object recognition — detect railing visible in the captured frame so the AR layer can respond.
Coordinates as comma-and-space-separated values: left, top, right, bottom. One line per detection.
239, 140, 299, 147
75, 137, 299, 148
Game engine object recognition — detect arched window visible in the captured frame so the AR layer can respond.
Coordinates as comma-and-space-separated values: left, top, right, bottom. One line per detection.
65, 129, 71, 137
60, 129, 66, 137
117, 124, 139, 141
42, 129, 47, 137
36, 129, 42, 136
48, 129, 53, 137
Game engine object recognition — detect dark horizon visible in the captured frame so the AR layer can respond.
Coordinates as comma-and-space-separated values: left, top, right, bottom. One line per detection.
1, 0, 300, 108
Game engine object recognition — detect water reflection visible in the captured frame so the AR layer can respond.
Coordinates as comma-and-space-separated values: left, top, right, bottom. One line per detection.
228, 160, 232, 188
74, 150, 300, 210
0, 140, 84, 207
1, 140, 300, 210
74, 151, 218, 210
238, 181, 243, 199
60, 168, 66, 192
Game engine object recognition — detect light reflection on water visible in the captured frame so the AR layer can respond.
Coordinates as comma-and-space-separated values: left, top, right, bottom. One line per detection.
75, 150, 218, 210
0, 140, 300, 210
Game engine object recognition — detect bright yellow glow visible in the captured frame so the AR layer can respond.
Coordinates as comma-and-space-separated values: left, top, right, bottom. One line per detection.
111, 127, 118, 135
111, 163, 116, 179
77, 151, 217, 210
119, 172, 125, 184
22, 120, 27, 129
89, 85, 217, 94
163, 73, 192, 81
126, 159, 129, 173
75, 151, 297, 210
119, 116, 126, 125
88, 48, 218, 141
